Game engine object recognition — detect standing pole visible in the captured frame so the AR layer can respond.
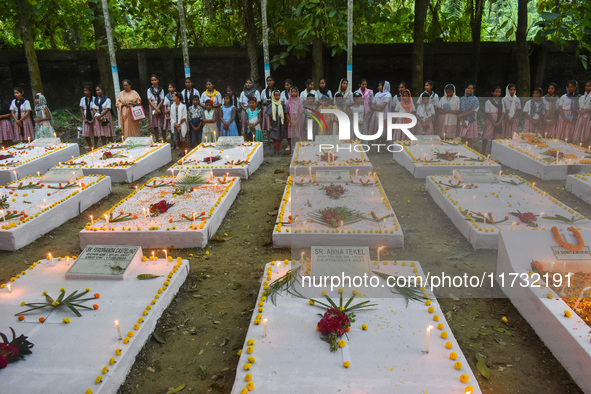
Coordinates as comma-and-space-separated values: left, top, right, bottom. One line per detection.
100, 0, 120, 126
261, 0, 271, 80
347, 0, 353, 84
178, 0, 191, 78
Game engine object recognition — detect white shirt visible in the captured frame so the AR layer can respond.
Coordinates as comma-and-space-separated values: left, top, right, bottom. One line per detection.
580, 92, 591, 110
300, 89, 316, 101
260, 89, 276, 103
91, 97, 112, 111
559, 94, 577, 111
170, 102, 188, 137
315, 90, 333, 101
181, 88, 200, 105
200, 91, 222, 106
147, 87, 165, 103
79, 96, 95, 110
10, 99, 31, 113
484, 99, 503, 114
240, 90, 261, 108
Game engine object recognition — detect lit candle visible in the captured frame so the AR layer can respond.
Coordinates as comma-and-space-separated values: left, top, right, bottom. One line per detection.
443, 132, 446, 140
163, 249, 168, 261
532, 182, 536, 190
115, 320, 122, 340
545, 132, 548, 139
213, 131, 217, 143
263, 318, 268, 337
37, 172, 40, 177
152, 251, 155, 261
28, 137, 30, 143
377, 246, 385, 264
511, 221, 517, 230
43, 199, 46, 208
48, 253, 54, 266
425, 325, 433, 353
66, 256, 70, 265
0, 210, 5, 223
12, 170, 16, 180
90, 215, 93, 225
7, 283, 12, 293
192, 212, 196, 221
105, 214, 110, 231
300, 251, 305, 265
91, 152, 94, 166
355, 168, 359, 177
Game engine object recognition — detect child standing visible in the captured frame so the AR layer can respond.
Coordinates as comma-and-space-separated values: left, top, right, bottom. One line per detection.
200, 79, 222, 132
543, 83, 559, 138
415, 92, 435, 135
0, 96, 13, 147
315, 78, 333, 102
355, 79, 374, 117
261, 76, 276, 134
523, 88, 546, 134
266, 90, 289, 155
246, 97, 262, 142
188, 96, 204, 147
164, 82, 177, 146
286, 87, 304, 149
147, 74, 165, 143
349, 92, 367, 136
93, 84, 115, 145
239, 78, 260, 135
335, 79, 352, 106
394, 89, 415, 140
556, 80, 579, 141
458, 84, 479, 147
282, 79, 293, 104
80, 86, 97, 149
220, 94, 239, 137
502, 84, 521, 139
573, 81, 591, 144
33, 93, 55, 139
202, 100, 218, 143
300, 79, 316, 101
319, 95, 338, 136
10, 87, 34, 142
369, 81, 392, 139
170, 92, 188, 156
181, 77, 200, 106
482, 86, 503, 155
437, 84, 460, 139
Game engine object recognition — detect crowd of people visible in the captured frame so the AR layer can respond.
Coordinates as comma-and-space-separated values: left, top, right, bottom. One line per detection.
1, 76, 589, 156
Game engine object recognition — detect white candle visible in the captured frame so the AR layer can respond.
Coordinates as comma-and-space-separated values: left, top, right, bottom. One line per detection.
0, 210, 5, 223
115, 320, 122, 340
43, 199, 46, 208
91, 153, 94, 166
142, 208, 148, 228
152, 251, 155, 261
28, 137, 30, 143
105, 214, 110, 230
242, 148, 245, 161
377, 246, 385, 264
471, 195, 476, 211
89, 215, 93, 225
48, 253, 54, 266
12, 170, 16, 180
425, 325, 433, 353
263, 318, 268, 337
300, 251, 305, 265
164, 249, 168, 261
192, 212, 196, 222
483, 213, 487, 225
355, 168, 359, 177
308, 167, 312, 178
7, 283, 11, 293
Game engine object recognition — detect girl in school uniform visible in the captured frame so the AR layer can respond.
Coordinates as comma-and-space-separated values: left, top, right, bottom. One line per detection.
300, 79, 316, 101
349, 92, 366, 136
80, 86, 97, 149
543, 83, 559, 138
556, 80, 580, 141
220, 94, 239, 137
315, 78, 333, 102
181, 77, 200, 107
164, 82, 177, 146
286, 87, 304, 149
502, 84, 521, 139
482, 86, 503, 155
393, 81, 409, 109
415, 92, 435, 136
239, 78, 260, 135
147, 74, 165, 143
303, 93, 318, 137
438, 84, 460, 139
266, 90, 289, 155
246, 97, 262, 143
393, 89, 415, 140
200, 79, 222, 132
523, 88, 546, 134
354, 79, 374, 118
202, 100, 218, 143
282, 79, 293, 104
261, 76, 276, 133
188, 96, 204, 147
93, 84, 115, 145
423, 80, 440, 134
369, 81, 392, 140
10, 87, 34, 142
33, 93, 55, 139
170, 92, 188, 156
319, 94, 339, 136
335, 78, 353, 106
458, 84, 479, 147
573, 81, 591, 145
0, 96, 14, 147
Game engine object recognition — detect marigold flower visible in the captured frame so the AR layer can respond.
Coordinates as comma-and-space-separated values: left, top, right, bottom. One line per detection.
93, 304, 99, 310
343, 361, 350, 368
39, 317, 45, 323
361, 324, 368, 330
63, 318, 70, 324
244, 373, 252, 381
94, 293, 100, 299
102, 366, 109, 374
18, 315, 25, 321
243, 363, 251, 370
460, 374, 469, 383
95, 376, 102, 384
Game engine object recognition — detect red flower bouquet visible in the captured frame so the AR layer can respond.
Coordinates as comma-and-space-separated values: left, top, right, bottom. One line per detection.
0, 154, 14, 161
101, 151, 113, 160
317, 308, 351, 351
0, 328, 33, 368
510, 211, 537, 227
202, 155, 221, 163
149, 200, 174, 216
321, 183, 346, 200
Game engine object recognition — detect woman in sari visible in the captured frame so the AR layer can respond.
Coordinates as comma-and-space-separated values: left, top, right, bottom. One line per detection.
116, 79, 142, 139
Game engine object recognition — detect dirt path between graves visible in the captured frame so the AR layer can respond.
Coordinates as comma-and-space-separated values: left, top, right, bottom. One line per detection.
0, 142, 588, 394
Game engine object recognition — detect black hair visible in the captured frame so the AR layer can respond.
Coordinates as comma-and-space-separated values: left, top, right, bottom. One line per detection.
223, 93, 232, 100
284, 79, 293, 86
491, 86, 502, 93
248, 96, 257, 103
398, 82, 409, 89
96, 84, 106, 94
567, 80, 578, 87
168, 82, 177, 89
205, 79, 214, 86
359, 78, 368, 85
266, 76, 275, 83
13, 87, 24, 94
83, 86, 92, 94
173, 92, 183, 101
420, 92, 430, 99
307, 93, 316, 98
425, 80, 437, 91
226, 86, 234, 93
335, 92, 344, 97
122, 79, 132, 87
378, 80, 385, 87
305, 79, 314, 88
150, 74, 159, 80
353, 92, 362, 97
533, 88, 544, 96
548, 83, 558, 89
507, 83, 516, 90
185, 77, 192, 83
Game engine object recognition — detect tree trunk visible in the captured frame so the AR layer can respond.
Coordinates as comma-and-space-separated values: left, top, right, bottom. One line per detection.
261, 0, 270, 80
177, 0, 191, 78
241, 0, 261, 87
534, 43, 548, 90
312, 36, 323, 85
412, 0, 428, 94
470, 0, 484, 85
516, 0, 531, 96
89, 0, 114, 101
16, 0, 43, 97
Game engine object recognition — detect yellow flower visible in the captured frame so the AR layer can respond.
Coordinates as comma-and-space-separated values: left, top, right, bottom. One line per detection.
460, 374, 469, 383
247, 356, 255, 363
86, 288, 91, 292
246, 381, 254, 390
427, 306, 434, 313
338, 340, 346, 348
343, 361, 350, 368
42, 291, 47, 296
243, 363, 251, 370
454, 361, 462, 370
449, 352, 458, 360
309, 300, 315, 305
240, 389, 248, 394
20, 301, 26, 306
246, 346, 254, 354
62, 318, 70, 324
102, 366, 109, 374
59, 288, 65, 292
441, 331, 448, 339
565, 310, 572, 318
127, 331, 134, 337
85, 389, 93, 394
134, 323, 140, 330
247, 339, 255, 346
123, 336, 130, 344
501, 316, 508, 324
95, 376, 102, 384
237, 349, 242, 356
244, 373, 252, 381
138, 317, 144, 323
433, 314, 439, 321
115, 348, 122, 355
361, 324, 368, 330
337, 288, 344, 294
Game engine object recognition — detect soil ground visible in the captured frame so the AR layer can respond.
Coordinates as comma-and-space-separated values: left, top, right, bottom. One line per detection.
0, 122, 588, 393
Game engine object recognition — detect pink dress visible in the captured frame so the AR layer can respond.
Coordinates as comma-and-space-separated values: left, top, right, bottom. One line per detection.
556, 94, 578, 141
10, 99, 34, 141
573, 94, 591, 142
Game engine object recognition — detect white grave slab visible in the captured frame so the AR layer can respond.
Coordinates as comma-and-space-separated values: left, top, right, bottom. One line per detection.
41, 168, 84, 183
169, 142, 263, 179
0, 255, 189, 394
566, 173, 591, 205
231, 260, 481, 394
273, 175, 404, 248
79, 176, 240, 249
453, 168, 497, 183
414, 135, 441, 144
0, 143, 80, 185
394, 141, 500, 178
290, 141, 373, 176
315, 170, 350, 183
0, 174, 112, 251
122, 137, 152, 146
61, 142, 171, 183
216, 136, 244, 147
31, 138, 61, 147
491, 138, 591, 180
66, 245, 143, 280
425, 174, 591, 249
498, 230, 591, 394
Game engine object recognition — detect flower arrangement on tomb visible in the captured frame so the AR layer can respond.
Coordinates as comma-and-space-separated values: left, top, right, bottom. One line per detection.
509, 211, 538, 227
16, 288, 100, 318
149, 200, 174, 216
0, 154, 14, 161
0, 328, 33, 369
309, 206, 364, 228
321, 183, 346, 200
318, 151, 338, 162
435, 151, 465, 161
202, 155, 221, 163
